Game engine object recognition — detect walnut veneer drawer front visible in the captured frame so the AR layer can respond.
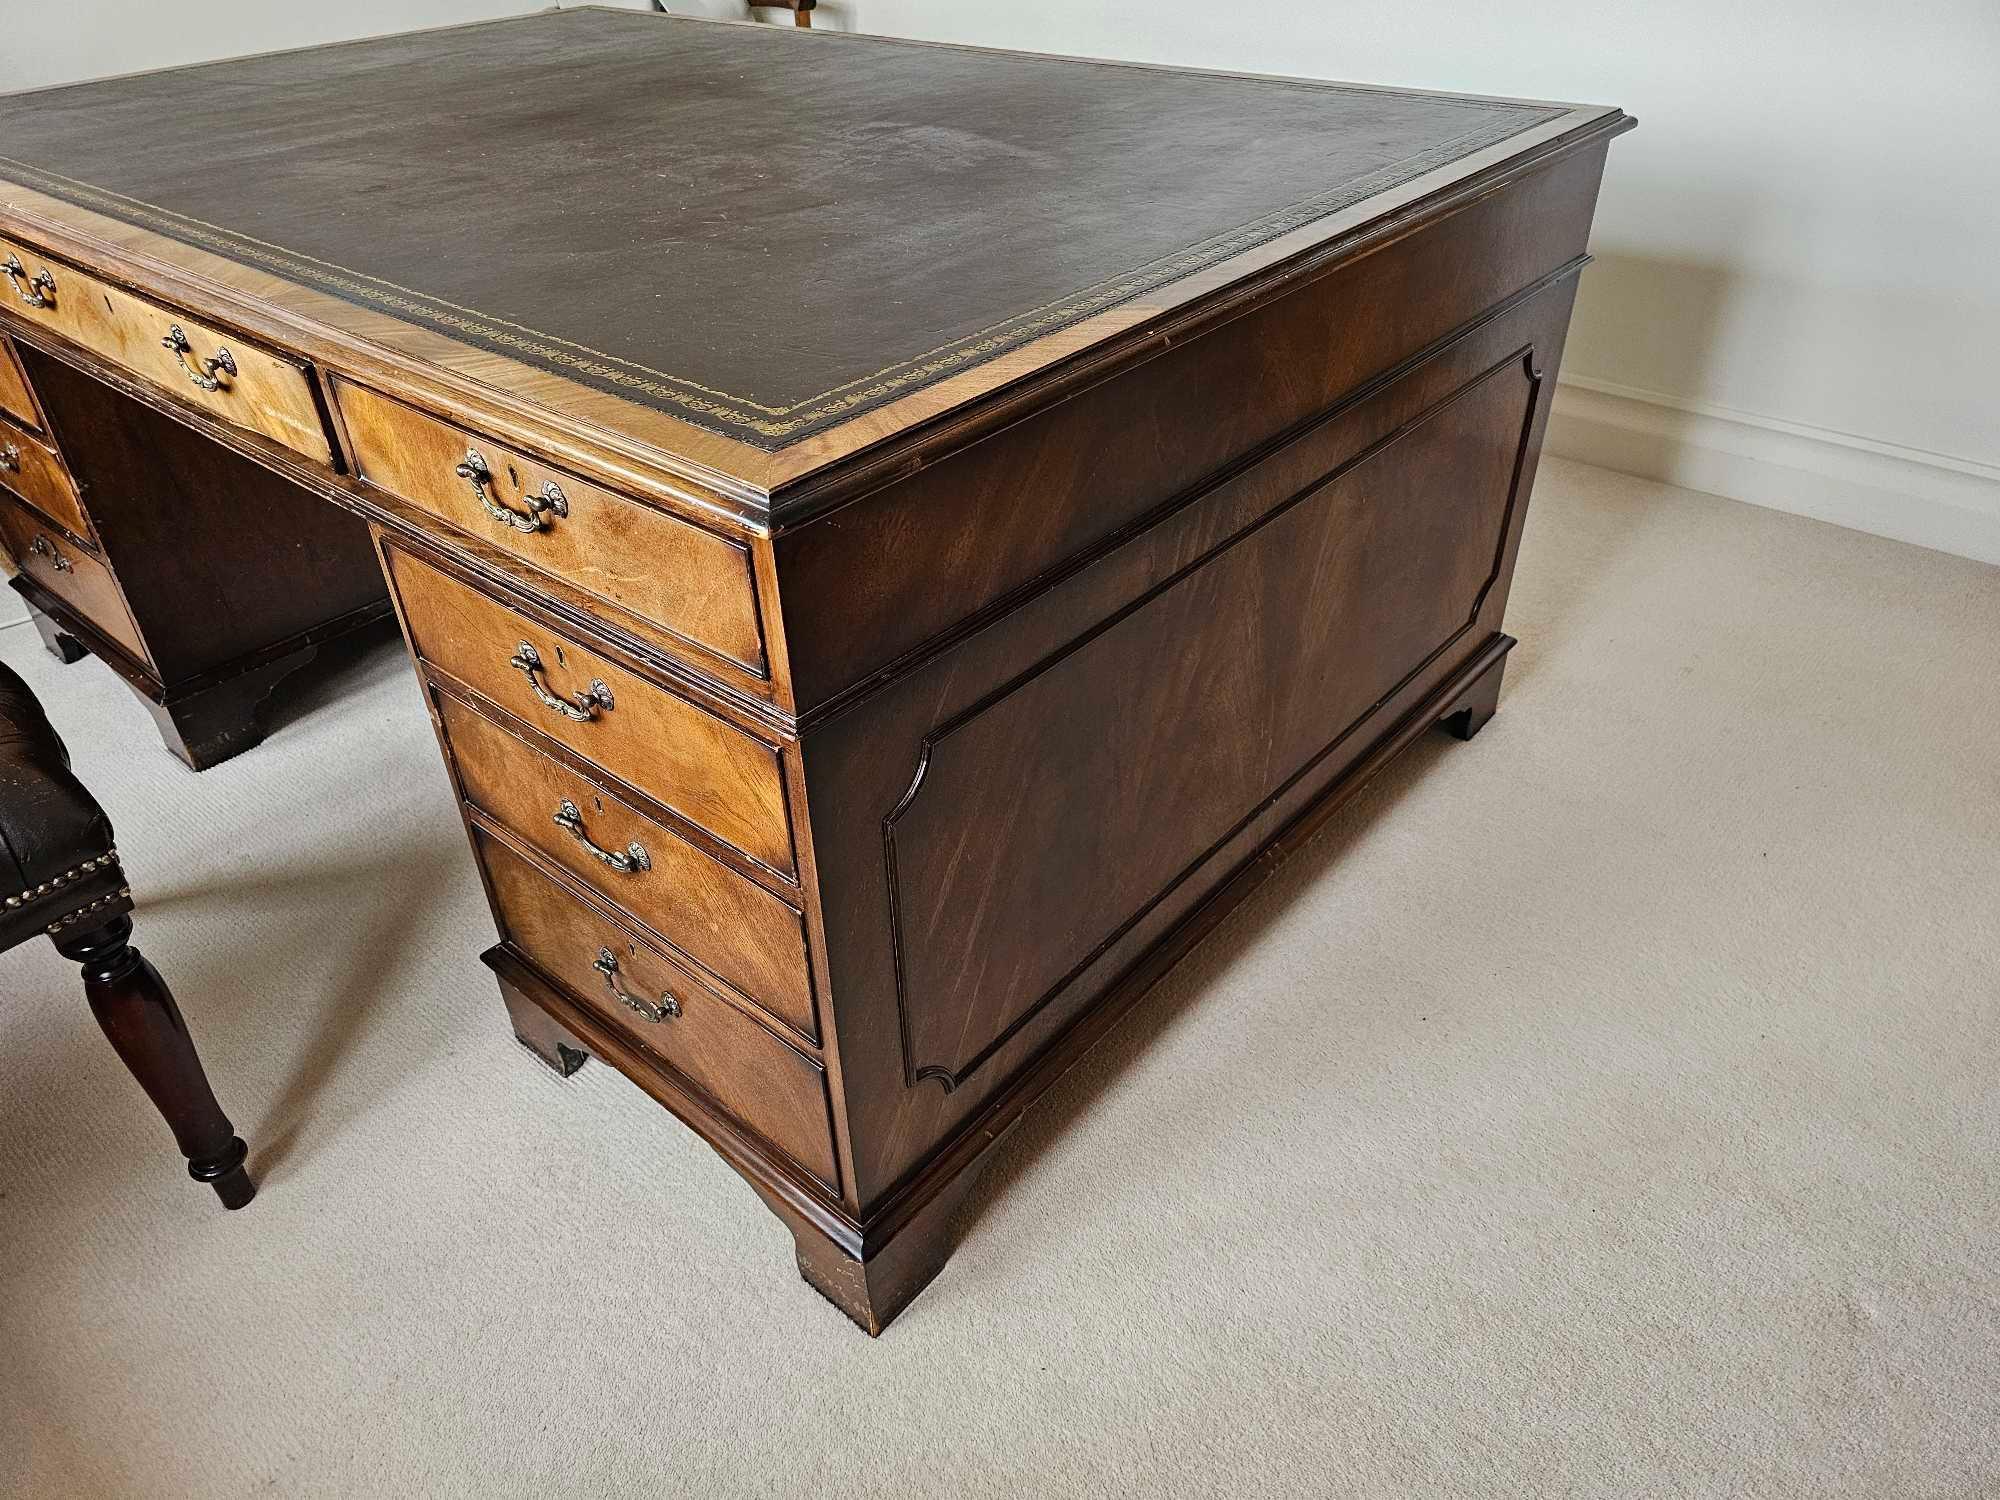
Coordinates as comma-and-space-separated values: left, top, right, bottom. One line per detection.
481, 835, 836, 1187
0, 410, 91, 546
387, 547, 794, 876
439, 693, 815, 1037
0, 337, 41, 431
0, 236, 333, 464
0, 494, 146, 664
339, 381, 764, 678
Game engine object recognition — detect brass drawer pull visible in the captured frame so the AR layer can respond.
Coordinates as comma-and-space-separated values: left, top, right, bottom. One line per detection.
3, 254, 55, 308
28, 534, 72, 572
591, 947, 680, 1023
0, 443, 17, 473
509, 640, 614, 722
553, 799, 651, 873
454, 448, 569, 533
160, 324, 238, 392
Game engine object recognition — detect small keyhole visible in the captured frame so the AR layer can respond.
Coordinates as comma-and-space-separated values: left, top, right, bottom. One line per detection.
507, 464, 520, 490
554, 644, 567, 667
102, 293, 113, 314
593, 795, 604, 814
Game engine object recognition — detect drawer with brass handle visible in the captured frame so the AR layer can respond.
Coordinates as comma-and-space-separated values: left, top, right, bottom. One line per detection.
591, 946, 680, 1023
508, 639, 614, 722
336, 379, 766, 682
0, 234, 333, 464
555, 800, 650, 873
0, 492, 148, 665
387, 545, 795, 877
0, 335, 42, 432
0, 407, 93, 546
1, 252, 56, 309
479, 832, 836, 1189
439, 691, 816, 1037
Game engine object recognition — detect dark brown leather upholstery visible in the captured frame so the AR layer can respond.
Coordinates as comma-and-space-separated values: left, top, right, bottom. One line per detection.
0, 660, 113, 889
0, 659, 124, 952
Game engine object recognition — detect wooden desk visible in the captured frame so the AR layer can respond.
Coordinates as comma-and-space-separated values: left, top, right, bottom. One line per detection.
0, 10, 1631, 1332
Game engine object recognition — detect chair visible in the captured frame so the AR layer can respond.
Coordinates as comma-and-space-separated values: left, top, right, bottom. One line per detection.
0, 659, 254, 1207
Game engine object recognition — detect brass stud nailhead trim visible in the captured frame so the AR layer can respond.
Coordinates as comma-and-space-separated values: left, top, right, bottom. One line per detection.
5, 848, 120, 909
46, 887, 133, 935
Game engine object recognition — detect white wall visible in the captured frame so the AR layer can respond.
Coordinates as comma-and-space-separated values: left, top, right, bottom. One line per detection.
11, 3, 1999, 561
0, 1, 542, 93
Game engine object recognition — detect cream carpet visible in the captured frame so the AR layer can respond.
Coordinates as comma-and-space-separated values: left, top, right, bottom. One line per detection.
1, 458, 1995, 1498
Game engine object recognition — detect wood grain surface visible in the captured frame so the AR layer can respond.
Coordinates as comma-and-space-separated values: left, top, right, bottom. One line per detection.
15, 341, 385, 681
480, 833, 837, 1188
0, 493, 147, 664
0, 231, 332, 462
386, 545, 795, 876
440, 690, 816, 1038
0, 407, 89, 545
339, 378, 766, 676
0, 336, 42, 432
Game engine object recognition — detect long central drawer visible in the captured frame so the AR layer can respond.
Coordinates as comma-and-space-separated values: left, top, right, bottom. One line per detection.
384, 545, 795, 877
0, 234, 333, 464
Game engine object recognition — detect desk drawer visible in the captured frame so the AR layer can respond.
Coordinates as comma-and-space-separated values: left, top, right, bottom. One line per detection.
481, 834, 836, 1188
339, 381, 763, 678
0, 494, 146, 665
0, 336, 41, 431
0, 235, 332, 464
441, 692, 815, 1037
387, 546, 794, 876
0, 411, 92, 547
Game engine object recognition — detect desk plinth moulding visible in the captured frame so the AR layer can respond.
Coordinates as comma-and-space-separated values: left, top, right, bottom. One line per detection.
0, 9, 1632, 1332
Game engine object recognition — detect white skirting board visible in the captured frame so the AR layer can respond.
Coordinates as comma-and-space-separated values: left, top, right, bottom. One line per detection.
1545, 376, 2000, 566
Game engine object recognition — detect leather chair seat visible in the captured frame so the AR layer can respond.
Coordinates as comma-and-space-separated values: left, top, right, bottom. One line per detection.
0, 660, 123, 951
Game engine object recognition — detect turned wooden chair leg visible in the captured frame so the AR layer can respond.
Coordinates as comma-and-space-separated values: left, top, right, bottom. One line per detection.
54, 914, 255, 1208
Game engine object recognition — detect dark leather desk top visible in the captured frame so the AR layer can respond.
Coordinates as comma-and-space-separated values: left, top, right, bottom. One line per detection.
0, 10, 1585, 451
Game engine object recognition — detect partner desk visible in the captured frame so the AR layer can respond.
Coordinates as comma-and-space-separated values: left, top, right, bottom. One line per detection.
0, 10, 1631, 1332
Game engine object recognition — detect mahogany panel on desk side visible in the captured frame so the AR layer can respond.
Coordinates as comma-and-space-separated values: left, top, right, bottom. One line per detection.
797, 266, 1581, 1203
